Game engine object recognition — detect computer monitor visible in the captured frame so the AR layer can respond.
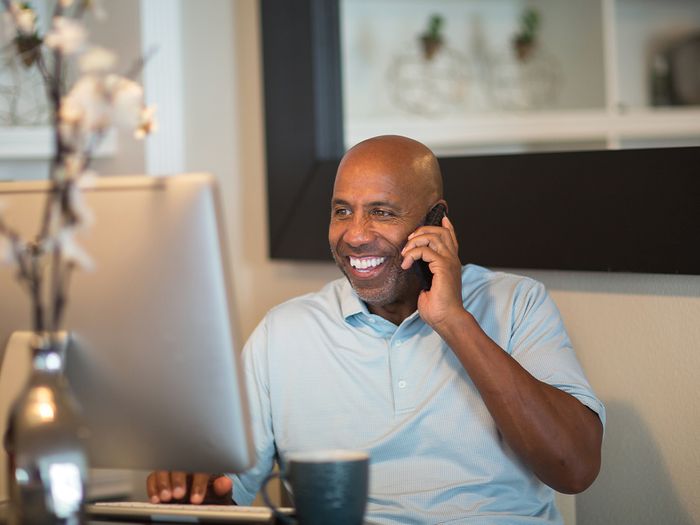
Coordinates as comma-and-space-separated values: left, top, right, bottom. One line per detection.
0, 173, 255, 486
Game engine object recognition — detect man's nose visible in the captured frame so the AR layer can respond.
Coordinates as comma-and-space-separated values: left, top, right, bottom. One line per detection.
343, 216, 374, 246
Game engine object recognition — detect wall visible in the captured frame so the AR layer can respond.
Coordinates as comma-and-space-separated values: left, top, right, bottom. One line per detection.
521, 270, 700, 524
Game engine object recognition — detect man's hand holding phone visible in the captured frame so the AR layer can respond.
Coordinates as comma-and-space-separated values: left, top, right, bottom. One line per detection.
401, 206, 464, 331
146, 471, 233, 505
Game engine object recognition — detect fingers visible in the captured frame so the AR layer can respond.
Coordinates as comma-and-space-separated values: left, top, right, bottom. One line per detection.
146, 472, 229, 505
213, 475, 233, 497
147, 470, 174, 503
402, 230, 457, 272
406, 218, 458, 257
170, 471, 187, 500
201, 475, 234, 505
190, 473, 211, 504
146, 472, 158, 503
443, 216, 459, 251
400, 245, 441, 271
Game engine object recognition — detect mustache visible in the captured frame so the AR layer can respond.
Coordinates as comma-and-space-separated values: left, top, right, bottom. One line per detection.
332, 241, 406, 259
334, 246, 384, 258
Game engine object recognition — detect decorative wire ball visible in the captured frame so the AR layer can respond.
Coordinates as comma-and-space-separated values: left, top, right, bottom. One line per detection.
484, 47, 562, 111
386, 42, 470, 117
0, 43, 49, 125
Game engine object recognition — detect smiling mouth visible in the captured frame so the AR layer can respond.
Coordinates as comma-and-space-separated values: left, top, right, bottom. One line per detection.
348, 256, 387, 275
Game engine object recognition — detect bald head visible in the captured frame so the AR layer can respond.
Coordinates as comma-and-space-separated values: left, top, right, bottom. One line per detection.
336, 135, 443, 205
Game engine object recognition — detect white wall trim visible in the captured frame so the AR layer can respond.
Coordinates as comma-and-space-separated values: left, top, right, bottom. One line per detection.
139, 0, 185, 175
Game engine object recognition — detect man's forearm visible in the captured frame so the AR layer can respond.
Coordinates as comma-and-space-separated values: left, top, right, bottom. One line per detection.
436, 310, 603, 494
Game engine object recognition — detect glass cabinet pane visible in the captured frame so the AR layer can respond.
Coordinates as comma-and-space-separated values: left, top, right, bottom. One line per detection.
340, 0, 607, 155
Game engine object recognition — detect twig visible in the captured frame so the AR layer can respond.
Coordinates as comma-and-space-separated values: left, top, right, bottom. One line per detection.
38, 47, 65, 241
28, 242, 45, 332
74, 0, 90, 20
124, 44, 158, 81
53, 261, 74, 330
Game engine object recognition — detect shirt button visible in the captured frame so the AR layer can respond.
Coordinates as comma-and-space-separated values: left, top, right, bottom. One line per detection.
397, 380, 407, 389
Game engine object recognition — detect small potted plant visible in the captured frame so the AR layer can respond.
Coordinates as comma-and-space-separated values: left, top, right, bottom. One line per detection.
420, 14, 444, 61
512, 7, 540, 62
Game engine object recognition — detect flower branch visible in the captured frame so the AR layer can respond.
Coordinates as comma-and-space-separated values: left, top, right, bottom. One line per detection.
0, 0, 156, 334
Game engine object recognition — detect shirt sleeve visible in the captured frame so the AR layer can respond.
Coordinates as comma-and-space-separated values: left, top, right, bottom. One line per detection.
507, 279, 606, 429
231, 318, 277, 504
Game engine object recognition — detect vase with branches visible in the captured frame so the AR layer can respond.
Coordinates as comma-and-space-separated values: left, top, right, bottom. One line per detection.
0, 1, 155, 522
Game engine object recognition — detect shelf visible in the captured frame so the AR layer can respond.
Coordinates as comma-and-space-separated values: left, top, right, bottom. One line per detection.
340, 0, 700, 155
345, 108, 700, 152
614, 107, 700, 137
0, 126, 117, 160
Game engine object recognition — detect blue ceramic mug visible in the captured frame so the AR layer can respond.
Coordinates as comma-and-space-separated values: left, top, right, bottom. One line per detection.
262, 449, 369, 525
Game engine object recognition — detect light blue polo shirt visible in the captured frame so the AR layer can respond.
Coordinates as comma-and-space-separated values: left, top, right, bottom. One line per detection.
233, 264, 605, 524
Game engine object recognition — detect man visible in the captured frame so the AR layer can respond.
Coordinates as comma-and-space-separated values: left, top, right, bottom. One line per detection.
148, 135, 604, 523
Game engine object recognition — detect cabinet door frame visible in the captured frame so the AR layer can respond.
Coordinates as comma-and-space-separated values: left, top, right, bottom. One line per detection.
260, 0, 700, 274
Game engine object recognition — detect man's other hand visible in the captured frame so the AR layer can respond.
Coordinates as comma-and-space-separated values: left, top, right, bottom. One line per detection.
146, 472, 233, 505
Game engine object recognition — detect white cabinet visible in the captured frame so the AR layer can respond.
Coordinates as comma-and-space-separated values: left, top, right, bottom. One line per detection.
340, 0, 700, 155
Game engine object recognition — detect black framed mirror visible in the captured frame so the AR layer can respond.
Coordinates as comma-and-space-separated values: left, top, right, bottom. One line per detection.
260, 0, 700, 274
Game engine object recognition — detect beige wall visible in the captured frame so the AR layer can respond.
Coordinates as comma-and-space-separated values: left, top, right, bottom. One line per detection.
521, 271, 700, 524
104, 1, 700, 522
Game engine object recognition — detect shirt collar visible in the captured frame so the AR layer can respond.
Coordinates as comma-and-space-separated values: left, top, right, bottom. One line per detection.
339, 278, 369, 320
338, 278, 424, 328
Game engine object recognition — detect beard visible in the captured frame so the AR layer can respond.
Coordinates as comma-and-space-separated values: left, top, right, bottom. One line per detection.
330, 244, 419, 307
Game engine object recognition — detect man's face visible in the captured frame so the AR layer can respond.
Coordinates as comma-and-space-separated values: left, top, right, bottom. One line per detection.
329, 164, 427, 306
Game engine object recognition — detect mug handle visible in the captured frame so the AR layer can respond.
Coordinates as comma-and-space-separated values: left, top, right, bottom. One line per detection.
261, 471, 295, 525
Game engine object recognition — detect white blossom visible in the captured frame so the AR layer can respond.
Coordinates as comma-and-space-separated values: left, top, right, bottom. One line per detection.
134, 105, 158, 139
57, 229, 94, 271
79, 46, 116, 73
67, 180, 94, 228
77, 170, 98, 188
60, 75, 111, 135
107, 75, 143, 129
45, 17, 87, 55
16, 5, 37, 34
64, 154, 86, 179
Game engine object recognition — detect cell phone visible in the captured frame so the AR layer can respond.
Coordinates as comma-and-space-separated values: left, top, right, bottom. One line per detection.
417, 203, 447, 290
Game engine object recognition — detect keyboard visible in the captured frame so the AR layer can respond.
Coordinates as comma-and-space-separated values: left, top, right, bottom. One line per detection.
86, 501, 295, 523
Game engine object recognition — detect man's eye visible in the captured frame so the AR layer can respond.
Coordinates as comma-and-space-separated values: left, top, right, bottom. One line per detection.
334, 208, 350, 217
371, 209, 394, 218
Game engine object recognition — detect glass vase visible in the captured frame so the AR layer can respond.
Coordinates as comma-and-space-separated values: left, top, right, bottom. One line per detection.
4, 332, 89, 525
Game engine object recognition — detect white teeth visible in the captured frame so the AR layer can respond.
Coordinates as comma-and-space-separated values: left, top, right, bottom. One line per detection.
349, 256, 386, 270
